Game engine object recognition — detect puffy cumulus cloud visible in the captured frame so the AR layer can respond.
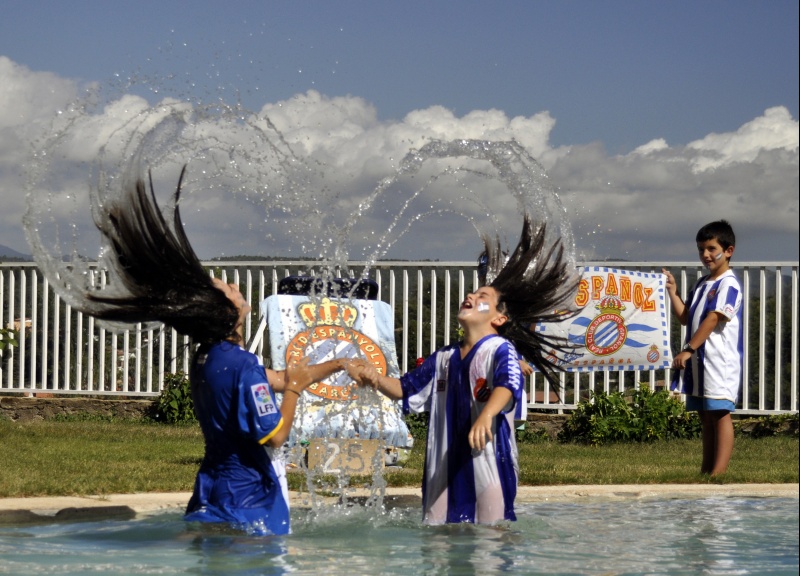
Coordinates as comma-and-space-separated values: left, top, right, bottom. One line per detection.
632, 138, 669, 155
402, 106, 557, 161
0, 57, 78, 133
261, 90, 378, 139
1, 58, 797, 263
260, 92, 560, 174
237, 93, 566, 261
0, 58, 82, 254
686, 106, 799, 172
553, 108, 798, 262
56, 94, 169, 163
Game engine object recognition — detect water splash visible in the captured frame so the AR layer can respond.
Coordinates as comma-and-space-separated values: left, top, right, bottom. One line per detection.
22, 84, 578, 519
24, 90, 576, 306
357, 138, 576, 274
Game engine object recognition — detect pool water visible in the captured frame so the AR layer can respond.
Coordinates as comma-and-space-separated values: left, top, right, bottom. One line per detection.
0, 497, 797, 575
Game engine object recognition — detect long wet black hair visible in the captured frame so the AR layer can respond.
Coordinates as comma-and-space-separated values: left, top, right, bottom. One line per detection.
85, 166, 239, 343
481, 214, 580, 388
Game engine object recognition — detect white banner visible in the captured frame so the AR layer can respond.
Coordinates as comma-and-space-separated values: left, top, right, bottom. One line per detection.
536, 267, 672, 372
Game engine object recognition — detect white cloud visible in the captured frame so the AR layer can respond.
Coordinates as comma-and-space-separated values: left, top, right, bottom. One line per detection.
0, 58, 82, 255
686, 106, 799, 172
632, 138, 669, 155
1, 57, 797, 264
0, 56, 77, 133
554, 108, 799, 261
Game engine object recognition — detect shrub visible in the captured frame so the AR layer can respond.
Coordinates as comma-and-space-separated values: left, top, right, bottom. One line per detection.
631, 387, 702, 442
515, 425, 551, 444
152, 372, 197, 424
0, 328, 19, 367
0, 327, 18, 352
736, 413, 799, 438
558, 388, 701, 445
404, 413, 428, 442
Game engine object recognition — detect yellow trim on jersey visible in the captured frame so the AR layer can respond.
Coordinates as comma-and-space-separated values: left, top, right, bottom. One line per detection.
259, 417, 284, 445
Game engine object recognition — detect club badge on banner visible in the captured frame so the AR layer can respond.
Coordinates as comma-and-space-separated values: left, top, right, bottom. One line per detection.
536, 267, 672, 371
257, 294, 410, 447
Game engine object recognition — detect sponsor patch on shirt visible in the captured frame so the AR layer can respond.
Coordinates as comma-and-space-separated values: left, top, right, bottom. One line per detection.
722, 304, 736, 317
251, 383, 278, 416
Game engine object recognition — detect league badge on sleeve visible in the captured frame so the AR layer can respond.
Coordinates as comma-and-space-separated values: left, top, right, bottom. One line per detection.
251, 383, 278, 416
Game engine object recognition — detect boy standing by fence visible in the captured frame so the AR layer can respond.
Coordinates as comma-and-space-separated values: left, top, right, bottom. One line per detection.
663, 220, 743, 476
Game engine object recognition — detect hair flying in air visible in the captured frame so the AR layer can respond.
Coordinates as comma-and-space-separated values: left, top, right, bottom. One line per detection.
82, 166, 239, 343
481, 214, 581, 389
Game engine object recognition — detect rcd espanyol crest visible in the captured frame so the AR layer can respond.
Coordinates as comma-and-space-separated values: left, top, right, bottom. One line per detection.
285, 297, 387, 401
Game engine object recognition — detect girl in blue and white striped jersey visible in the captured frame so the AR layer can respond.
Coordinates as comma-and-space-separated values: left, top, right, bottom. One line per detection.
348, 216, 580, 525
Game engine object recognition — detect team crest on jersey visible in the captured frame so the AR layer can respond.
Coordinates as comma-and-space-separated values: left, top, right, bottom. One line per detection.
474, 377, 491, 402
285, 298, 387, 401
251, 383, 277, 416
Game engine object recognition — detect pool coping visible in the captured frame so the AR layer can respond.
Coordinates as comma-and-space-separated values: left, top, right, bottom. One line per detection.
1, 484, 797, 525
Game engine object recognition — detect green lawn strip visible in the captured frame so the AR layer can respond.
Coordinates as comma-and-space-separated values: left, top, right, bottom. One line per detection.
516, 438, 799, 484
0, 420, 797, 498
1, 420, 204, 497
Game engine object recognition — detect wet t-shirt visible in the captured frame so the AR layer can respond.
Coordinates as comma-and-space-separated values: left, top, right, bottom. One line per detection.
400, 335, 525, 525
184, 341, 290, 535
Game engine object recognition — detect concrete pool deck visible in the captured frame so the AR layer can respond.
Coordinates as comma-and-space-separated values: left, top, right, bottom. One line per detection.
1, 484, 797, 525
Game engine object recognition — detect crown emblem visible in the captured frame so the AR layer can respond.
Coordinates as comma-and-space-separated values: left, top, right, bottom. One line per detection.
297, 297, 358, 328
596, 295, 626, 315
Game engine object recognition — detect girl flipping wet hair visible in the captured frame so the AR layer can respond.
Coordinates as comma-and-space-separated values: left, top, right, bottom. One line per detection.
347, 214, 579, 526
62, 166, 347, 535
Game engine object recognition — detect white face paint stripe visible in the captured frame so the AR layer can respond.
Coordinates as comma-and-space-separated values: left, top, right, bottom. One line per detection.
477, 303, 490, 312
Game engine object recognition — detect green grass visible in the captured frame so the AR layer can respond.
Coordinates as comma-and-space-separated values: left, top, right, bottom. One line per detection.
0, 418, 796, 498
516, 438, 798, 484
1, 419, 204, 497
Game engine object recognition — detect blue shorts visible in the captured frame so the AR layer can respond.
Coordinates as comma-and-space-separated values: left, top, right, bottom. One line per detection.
685, 396, 735, 413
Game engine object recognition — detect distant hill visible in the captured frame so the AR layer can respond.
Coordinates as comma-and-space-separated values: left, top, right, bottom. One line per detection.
0, 244, 31, 261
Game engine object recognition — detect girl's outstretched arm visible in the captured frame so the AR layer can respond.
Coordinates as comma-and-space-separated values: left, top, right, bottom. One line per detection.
347, 359, 403, 400
265, 357, 348, 447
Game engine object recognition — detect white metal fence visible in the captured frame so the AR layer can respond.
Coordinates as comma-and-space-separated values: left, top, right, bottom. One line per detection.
1, 260, 797, 415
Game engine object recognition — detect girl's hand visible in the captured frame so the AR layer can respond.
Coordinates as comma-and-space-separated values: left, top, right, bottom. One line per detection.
469, 414, 493, 451
346, 359, 379, 388
285, 356, 313, 391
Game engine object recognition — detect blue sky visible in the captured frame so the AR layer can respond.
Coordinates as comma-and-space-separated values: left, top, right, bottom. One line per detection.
1, 1, 798, 262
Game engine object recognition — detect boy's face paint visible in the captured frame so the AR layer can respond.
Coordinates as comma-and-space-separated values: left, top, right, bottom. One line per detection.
477, 302, 490, 312
697, 238, 733, 278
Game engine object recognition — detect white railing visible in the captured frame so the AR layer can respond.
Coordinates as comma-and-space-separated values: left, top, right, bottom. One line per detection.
1, 260, 798, 415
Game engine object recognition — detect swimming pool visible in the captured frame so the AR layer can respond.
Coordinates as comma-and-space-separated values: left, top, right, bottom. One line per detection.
1, 497, 797, 575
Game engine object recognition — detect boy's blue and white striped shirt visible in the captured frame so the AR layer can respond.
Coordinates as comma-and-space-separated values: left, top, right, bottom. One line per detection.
673, 269, 743, 402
